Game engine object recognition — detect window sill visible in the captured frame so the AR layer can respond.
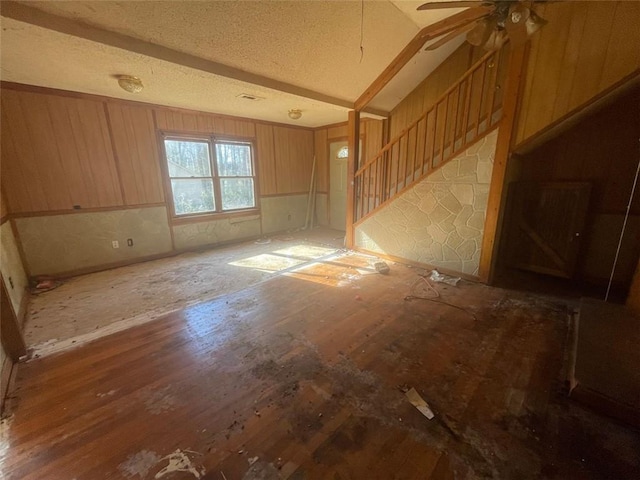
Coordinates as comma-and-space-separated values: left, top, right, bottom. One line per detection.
170, 208, 260, 226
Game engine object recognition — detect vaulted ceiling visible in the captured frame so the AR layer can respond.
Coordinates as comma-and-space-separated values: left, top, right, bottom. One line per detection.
1, 0, 467, 127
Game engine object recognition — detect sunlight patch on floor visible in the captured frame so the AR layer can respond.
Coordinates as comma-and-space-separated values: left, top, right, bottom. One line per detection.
228, 244, 338, 273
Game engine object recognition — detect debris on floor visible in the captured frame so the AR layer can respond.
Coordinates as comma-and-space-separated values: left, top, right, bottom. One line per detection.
154, 449, 205, 479
373, 261, 390, 274
429, 269, 460, 286
405, 387, 435, 420
254, 238, 271, 245
30, 276, 63, 294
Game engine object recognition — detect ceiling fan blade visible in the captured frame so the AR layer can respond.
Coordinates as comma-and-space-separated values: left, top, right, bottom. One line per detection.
417, 1, 493, 11
466, 16, 496, 46
425, 22, 477, 50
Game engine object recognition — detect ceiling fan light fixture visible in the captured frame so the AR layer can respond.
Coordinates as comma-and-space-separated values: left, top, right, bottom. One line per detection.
525, 10, 548, 37
466, 18, 493, 47
484, 29, 508, 51
288, 108, 302, 120
117, 75, 144, 94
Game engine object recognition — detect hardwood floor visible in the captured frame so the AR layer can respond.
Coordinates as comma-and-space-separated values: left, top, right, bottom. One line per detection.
2, 253, 638, 479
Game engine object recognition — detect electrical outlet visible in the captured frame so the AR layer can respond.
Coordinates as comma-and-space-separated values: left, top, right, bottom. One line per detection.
127, 238, 134, 247
112, 240, 119, 249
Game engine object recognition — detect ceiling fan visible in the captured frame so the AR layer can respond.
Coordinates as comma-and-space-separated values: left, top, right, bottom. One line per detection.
417, 1, 549, 51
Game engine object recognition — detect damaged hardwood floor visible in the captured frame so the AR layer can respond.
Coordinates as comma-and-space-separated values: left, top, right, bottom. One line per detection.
2, 253, 639, 479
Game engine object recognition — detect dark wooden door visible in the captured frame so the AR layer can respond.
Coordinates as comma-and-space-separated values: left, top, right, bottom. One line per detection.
506, 182, 591, 278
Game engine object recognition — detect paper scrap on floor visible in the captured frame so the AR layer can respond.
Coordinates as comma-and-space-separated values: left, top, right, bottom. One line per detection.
405, 387, 434, 420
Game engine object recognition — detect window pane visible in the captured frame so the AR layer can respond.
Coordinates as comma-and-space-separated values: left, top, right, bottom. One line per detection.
220, 178, 255, 210
171, 179, 215, 215
165, 140, 211, 177
216, 143, 252, 177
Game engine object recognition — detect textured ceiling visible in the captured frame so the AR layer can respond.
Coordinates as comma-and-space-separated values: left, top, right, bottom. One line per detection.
1, 0, 470, 126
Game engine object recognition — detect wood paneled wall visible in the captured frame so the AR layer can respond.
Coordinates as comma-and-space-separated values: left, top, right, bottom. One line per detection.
272, 127, 314, 195
1, 89, 122, 213
154, 108, 256, 138
388, 43, 483, 138
0, 85, 316, 217
515, 1, 640, 146
107, 104, 165, 205
517, 87, 640, 216
0, 192, 8, 221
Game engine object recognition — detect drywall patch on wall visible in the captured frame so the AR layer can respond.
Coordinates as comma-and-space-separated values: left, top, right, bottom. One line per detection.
355, 130, 498, 276
0, 221, 28, 313
15, 207, 172, 276
261, 194, 309, 234
172, 215, 261, 250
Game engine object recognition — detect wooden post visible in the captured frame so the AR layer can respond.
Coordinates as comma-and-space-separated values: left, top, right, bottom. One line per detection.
345, 110, 360, 248
478, 43, 529, 283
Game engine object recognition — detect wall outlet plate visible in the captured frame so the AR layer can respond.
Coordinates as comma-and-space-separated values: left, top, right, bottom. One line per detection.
112, 240, 119, 249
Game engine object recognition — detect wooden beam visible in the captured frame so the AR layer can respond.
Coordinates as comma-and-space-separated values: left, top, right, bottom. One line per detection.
354, 6, 491, 111
345, 110, 361, 248
478, 43, 529, 283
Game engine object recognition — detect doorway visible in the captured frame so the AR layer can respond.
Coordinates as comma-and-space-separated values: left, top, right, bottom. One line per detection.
496, 86, 640, 301
329, 140, 362, 231
329, 141, 348, 231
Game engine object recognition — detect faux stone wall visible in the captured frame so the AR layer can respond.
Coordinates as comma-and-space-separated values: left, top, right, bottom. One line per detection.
260, 194, 309, 234
173, 215, 261, 250
15, 206, 172, 275
355, 130, 497, 276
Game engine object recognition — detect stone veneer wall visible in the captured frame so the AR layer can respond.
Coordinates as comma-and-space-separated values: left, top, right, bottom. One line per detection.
15, 207, 173, 276
260, 194, 309, 234
355, 130, 498, 276
12, 194, 312, 276
173, 215, 261, 250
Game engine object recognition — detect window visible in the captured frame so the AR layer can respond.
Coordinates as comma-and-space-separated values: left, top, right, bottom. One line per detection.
163, 136, 256, 217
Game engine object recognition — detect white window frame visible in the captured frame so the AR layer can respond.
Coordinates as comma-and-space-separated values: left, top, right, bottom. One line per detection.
161, 133, 258, 220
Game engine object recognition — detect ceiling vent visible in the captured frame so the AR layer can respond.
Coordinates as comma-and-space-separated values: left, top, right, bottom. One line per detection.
236, 93, 265, 101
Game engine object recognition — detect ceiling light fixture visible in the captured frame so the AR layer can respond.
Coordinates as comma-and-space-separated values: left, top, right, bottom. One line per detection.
288, 109, 302, 120
117, 75, 144, 94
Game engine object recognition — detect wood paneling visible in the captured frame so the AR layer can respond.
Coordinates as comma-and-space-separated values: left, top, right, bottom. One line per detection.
517, 88, 640, 215
327, 124, 348, 140
362, 120, 384, 166
628, 260, 640, 315
107, 104, 165, 205
1, 89, 122, 213
255, 123, 277, 196
1, 85, 317, 218
273, 127, 314, 194
389, 43, 481, 138
515, 1, 640, 146
154, 108, 256, 138
0, 192, 8, 221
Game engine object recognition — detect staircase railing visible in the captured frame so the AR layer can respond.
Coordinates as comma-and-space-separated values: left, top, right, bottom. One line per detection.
354, 45, 509, 223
